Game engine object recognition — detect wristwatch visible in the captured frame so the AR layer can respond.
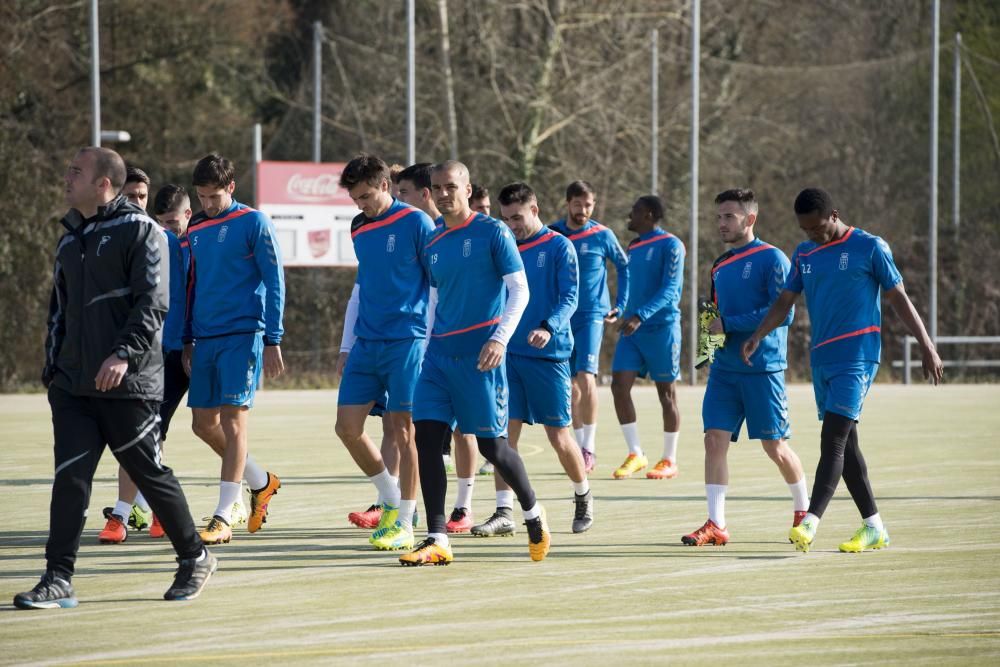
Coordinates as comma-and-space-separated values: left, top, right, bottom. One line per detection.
115, 348, 129, 361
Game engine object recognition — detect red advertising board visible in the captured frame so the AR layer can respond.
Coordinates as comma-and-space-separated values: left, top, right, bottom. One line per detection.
256, 160, 359, 267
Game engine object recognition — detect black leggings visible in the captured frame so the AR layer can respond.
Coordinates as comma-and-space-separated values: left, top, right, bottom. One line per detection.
808, 411, 878, 520
415, 420, 536, 534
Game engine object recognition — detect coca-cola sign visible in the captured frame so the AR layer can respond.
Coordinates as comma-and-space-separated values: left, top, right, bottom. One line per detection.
257, 160, 353, 206
287, 173, 342, 202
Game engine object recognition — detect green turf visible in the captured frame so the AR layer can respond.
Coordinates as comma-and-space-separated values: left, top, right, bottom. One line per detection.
1, 384, 999, 665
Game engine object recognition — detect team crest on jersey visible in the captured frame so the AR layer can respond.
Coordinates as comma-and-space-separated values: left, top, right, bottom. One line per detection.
839, 252, 849, 270
463, 239, 472, 257
217, 225, 229, 243
742, 261, 752, 279
537, 251, 546, 268
580, 242, 589, 254
96, 235, 111, 256
386, 234, 396, 253
646, 247, 655, 261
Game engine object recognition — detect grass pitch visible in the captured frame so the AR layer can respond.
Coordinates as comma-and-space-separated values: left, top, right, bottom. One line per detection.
1, 384, 998, 665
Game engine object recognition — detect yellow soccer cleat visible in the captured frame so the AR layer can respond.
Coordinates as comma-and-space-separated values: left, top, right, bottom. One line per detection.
369, 504, 400, 544
789, 518, 817, 553
371, 521, 415, 551
399, 537, 453, 566
838, 524, 890, 553
199, 516, 232, 545
612, 453, 648, 479
525, 506, 551, 562
248, 473, 281, 534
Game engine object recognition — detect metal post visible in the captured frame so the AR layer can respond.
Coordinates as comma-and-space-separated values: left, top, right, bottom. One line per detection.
903, 337, 913, 385
651, 29, 659, 195
313, 21, 322, 163
407, 0, 416, 165
90, 0, 100, 146
953, 32, 961, 231
929, 0, 939, 342
252, 123, 262, 208
688, 0, 700, 384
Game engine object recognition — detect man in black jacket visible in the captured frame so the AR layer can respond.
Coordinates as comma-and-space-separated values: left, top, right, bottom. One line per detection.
14, 147, 216, 610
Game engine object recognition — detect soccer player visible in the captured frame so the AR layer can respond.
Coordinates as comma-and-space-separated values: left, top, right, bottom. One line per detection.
743, 188, 943, 553
401, 161, 550, 566
122, 166, 150, 210
470, 183, 491, 216
335, 154, 436, 551
682, 189, 808, 547
183, 153, 285, 545
15, 147, 215, 609
471, 182, 594, 537
550, 180, 629, 473
98, 184, 201, 543
610, 195, 685, 480
396, 162, 482, 530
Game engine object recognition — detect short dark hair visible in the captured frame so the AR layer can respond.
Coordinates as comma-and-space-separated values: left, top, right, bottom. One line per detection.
715, 188, 758, 216
565, 180, 595, 201
152, 184, 190, 215
497, 182, 536, 207
794, 188, 835, 218
339, 153, 390, 190
125, 166, 150, 186
388, 163, 405, 184
80, 147, 127, 191
636, 195, 664, 222
397, 162, 433, 190
192, 153, 235, 188
470, 183, 489, 201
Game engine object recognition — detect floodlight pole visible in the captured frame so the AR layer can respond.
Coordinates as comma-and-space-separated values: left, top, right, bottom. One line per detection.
407, 0, 416, 165
953, 32, 961, 232
688, 0, 700, 385
90, 0, 100, 146
651, 29, 659, 195
313, 21, 322, 163
929, 0, 939, 342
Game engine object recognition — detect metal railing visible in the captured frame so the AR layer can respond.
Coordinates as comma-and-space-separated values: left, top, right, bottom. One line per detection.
892, 336, 1000, 384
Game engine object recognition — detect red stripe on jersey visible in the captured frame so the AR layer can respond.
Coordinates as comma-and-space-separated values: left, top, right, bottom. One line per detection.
351, 206, 417, 239
566, 224, 607, 241
812, 325, 881, 349
189, 207, 255, 234
518, 231, 557, 253
628, 232, 676, 252
424, 212, 477, 250
797, 227, 855, 258
432, 316, 502, 338
712, 243, 775, 275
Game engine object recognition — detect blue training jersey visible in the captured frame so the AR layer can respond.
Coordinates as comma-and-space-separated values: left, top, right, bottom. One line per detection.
423, 213, 524, 357
785, 226, 903, 366
550, 218, 628, 325
351, 199, 436, 341
509, 228, 578, 360
623, 227, 685, 326
711, 238, 792, 373
162, 230, 190, 352
183, 200, 285, 344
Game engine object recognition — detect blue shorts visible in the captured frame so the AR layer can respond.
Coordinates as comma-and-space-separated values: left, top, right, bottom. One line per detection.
508, 354, 572, 427
338, 337, 424, 413
702, 369, 791, 441
413, 351, 508, 437
611, 321, 681, 383
811, 361, 879, 421
188, 332, 263, 409
570, 315, 604, 375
